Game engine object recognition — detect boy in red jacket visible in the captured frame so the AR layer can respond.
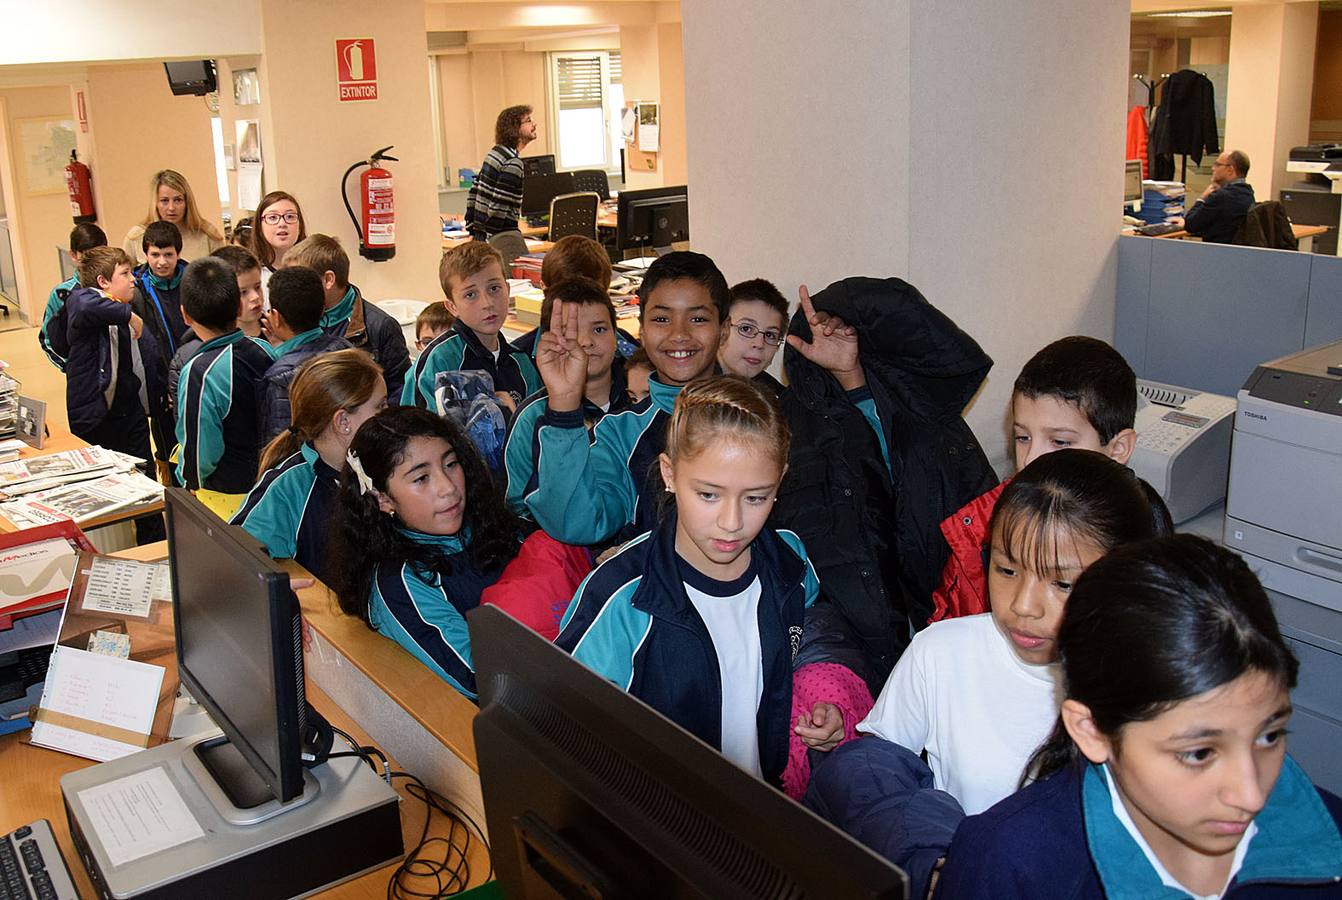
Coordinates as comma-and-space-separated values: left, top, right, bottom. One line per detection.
929, 337, 1138, 622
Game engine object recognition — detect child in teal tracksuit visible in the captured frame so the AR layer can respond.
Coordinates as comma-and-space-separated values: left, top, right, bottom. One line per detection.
39, 223, 107, 370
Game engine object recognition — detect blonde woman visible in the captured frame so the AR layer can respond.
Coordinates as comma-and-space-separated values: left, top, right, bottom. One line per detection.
121, 169, 225, 264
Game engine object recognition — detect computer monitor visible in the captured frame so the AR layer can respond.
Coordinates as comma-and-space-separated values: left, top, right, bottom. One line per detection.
1124, 159, 1144, 212
167, 487, 309, 806
1280, 188, 1341, 255
617, 184, 689, 255
468, 606, 909, 898
522, 154, 556, 178
521, 172, 576, 219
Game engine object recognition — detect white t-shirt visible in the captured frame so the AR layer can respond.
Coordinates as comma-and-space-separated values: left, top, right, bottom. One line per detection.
857, 613, 1060, 815
682, 561, 765, 778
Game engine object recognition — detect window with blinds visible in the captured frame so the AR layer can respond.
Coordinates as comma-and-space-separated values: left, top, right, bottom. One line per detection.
557, 55, 604, 110
548, 51, 623, 172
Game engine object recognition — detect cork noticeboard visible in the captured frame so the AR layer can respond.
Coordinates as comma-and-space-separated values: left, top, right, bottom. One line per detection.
623, 100, 658, 172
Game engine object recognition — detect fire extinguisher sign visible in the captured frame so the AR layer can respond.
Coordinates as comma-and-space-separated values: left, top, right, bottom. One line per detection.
336, 39, 378, 102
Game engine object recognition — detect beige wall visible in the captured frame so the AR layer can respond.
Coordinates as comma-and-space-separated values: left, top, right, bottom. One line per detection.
0, 85, 76, 319
682, 0, 1128, 470
619, 24, 662, 190
1311, 9, 1342, 141
1189, 36, 1230, 65
83, 63, 223, 255
255, 0, 442, 304
1225, 2, 1319, 200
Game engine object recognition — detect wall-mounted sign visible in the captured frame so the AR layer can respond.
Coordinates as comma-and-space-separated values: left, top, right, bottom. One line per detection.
336, 39, 378, 102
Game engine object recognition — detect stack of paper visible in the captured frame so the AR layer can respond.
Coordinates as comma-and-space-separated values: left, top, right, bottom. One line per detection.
0, 373, 17, 440
0, 471, 163, 528
0, 439, 24, 463
0, 446, 143, 496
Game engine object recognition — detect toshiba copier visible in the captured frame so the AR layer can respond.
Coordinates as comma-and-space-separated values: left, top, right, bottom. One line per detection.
1224, 340, 1342, 795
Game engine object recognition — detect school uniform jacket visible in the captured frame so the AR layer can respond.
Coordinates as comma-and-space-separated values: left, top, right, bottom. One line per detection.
938, 757, 1342, 899
321, 285, 410, 402
38, 274, 79, 370
258, 330, 353, 445
555, 515, 820, 789
175, 329, 272, 494
366, 530, 505, 699
502, 359, 632, 517
131, 261, 188, 372
526, 374, 681, 546
401, 318, 541, 410
63, 286, 166, 437
230, 443, 341, 584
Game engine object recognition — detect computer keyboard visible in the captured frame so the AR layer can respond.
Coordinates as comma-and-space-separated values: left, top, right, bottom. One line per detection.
1137, 222, 1183, 236
525, 215, 548, 228
0, 820, 80, 900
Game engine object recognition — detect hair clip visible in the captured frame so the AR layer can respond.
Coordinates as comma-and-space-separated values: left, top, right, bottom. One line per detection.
287, 423, 302, 436
346, 449, 374, 496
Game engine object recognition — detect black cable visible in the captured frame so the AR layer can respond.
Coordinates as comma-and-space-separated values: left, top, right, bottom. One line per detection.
386, 771, 493, 899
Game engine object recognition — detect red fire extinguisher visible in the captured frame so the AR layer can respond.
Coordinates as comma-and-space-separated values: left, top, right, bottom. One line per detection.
341, 146, 397, 261
65, 150, 97, 224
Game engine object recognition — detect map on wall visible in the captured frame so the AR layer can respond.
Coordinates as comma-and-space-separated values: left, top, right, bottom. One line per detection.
17, 117, 76, 196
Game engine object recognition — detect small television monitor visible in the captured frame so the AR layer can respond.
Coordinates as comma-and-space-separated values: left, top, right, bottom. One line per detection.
167, 487, 308, 806
522, 154, 556, 178
1124, 159, 1144, 211
617, 184, 689, 253
163, 60, 218, 96
469, 606, 909, 898
521, 171, 576, 219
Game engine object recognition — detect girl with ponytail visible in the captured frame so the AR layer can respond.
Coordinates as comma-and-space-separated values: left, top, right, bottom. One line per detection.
231, 349, 386, 583
938, 535, 1342, 899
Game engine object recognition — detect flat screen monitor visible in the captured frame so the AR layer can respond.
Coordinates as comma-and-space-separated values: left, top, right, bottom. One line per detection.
469, 606, 908, 898
521, 172, 576, 218
1124, 160, 1144, 209
617, 184, 689, 252
1281, 189, 1340, 255
167, 487, 307, 806
522, 154, 556, 178
163, 60, 217, 96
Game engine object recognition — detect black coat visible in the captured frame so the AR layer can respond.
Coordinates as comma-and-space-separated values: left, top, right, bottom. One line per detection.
1152, 69, 1219, 165
773, 277, 995, 681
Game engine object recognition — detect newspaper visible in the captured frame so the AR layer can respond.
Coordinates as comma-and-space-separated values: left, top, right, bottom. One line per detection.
0, 472, 163, 528
0, 447, 145, 498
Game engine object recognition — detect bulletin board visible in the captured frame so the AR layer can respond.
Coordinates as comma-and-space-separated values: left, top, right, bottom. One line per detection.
622, 100, 658, 173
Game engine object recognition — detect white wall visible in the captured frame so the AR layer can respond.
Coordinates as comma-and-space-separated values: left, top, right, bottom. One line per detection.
681, 0, 1128, 470
0, 0, 261, 66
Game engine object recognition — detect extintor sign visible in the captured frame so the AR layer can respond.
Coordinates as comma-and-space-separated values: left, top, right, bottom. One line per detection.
336, 39, 378, 102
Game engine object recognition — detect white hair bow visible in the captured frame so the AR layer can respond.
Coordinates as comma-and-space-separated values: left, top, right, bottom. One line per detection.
346, 450, 374, 496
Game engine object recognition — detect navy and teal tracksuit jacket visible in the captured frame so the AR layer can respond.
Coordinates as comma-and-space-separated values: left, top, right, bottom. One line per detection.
402, 319, 541, 410
502, 358, 632, 518
231, 442, 341, 584
39, 275, 79, 370
526, 374, 682, 546
555, 514, 820, 788
131, 261, 188, 373
939, 756, 1342, 899
175, 329, 273, 493
258, 329, 352, 445
366, 530, 506, 699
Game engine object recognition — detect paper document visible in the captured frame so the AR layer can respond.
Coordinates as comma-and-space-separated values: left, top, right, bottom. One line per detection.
30, 647, 165, 761
81, 557, 167, 618
0, 537, 78, 610
77, 766, 205, 867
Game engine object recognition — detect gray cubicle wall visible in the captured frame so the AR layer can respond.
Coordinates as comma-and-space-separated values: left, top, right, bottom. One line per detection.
1116, 235, 1342, 395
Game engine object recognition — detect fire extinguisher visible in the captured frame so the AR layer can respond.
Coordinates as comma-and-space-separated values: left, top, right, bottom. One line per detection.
341, 146, 397, 262
65, 150, 97, 224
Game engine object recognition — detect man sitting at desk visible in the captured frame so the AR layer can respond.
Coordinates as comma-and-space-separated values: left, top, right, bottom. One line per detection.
1178, 149, 1254, 244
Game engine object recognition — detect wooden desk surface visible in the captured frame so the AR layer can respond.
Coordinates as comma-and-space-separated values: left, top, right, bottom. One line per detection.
1141, 222, 1329, 241
0, 543, 490, 897
0, 433, 165, 534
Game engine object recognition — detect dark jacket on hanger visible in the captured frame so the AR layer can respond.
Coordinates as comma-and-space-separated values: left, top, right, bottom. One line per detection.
1152, 68, 1219, 165
773, 277, 995, 683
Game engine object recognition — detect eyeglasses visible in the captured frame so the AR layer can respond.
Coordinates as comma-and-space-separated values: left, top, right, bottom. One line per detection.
729, 320, 783, 346
262, 212, 300, 225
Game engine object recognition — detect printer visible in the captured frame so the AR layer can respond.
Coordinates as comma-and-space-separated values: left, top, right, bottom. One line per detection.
1287, 143, 1342, 174
1224, 340, 1342, 795
1130, 379, 1236, 524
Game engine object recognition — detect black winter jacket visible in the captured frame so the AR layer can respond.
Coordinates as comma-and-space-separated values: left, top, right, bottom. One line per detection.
64, 287, 167, 437
322, 285, 411, 402
773, 277, 995, 682
258, 333, 353, 445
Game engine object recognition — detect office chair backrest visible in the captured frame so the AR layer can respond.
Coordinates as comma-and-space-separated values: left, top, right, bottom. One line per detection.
1233, 201, 1297, 251
487, 230, 530, 269
571, 169, 611, 200
548, 192, 601, 242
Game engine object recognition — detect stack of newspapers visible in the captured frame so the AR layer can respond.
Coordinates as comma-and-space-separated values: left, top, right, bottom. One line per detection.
0, 446, 162, 528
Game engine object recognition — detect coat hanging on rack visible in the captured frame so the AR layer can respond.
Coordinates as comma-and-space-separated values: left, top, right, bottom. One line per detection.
1150, 69, 1218, 181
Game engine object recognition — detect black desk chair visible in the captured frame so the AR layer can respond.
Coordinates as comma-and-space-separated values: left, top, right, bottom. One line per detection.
571, 169, 611, 201
548, 192, 601, 241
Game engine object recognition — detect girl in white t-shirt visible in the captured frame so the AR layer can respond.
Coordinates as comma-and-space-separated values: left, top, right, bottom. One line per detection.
856, 449, 1173, 816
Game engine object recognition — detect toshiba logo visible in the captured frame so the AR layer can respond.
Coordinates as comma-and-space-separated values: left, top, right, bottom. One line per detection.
1242, 410, 1268, 421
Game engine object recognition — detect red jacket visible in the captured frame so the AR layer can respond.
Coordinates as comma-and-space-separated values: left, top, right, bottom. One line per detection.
481, 531, 592, 641
1126, 106, 1149, 179
928, 480, 1006, 623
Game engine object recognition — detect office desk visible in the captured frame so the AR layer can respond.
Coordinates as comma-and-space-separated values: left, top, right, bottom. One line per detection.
0, 543, 490, 897
0, 433, 165, 534
1139, 222, 1329, 252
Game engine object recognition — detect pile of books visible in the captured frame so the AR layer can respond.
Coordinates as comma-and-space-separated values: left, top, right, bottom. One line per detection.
1140, 180, 1187, 225
0, 447, 162, 528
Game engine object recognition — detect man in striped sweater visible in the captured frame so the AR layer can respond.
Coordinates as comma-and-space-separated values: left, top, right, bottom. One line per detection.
464, 104, 537, 240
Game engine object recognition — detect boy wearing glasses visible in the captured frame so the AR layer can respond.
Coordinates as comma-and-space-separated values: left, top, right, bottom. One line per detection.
717, 278, 788, 393
465, 104, 537, 240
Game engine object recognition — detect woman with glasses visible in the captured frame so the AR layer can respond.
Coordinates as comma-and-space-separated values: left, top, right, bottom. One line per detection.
122, 169, 225, 264
247, 190, 308, 298
717, 278, 789, 394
